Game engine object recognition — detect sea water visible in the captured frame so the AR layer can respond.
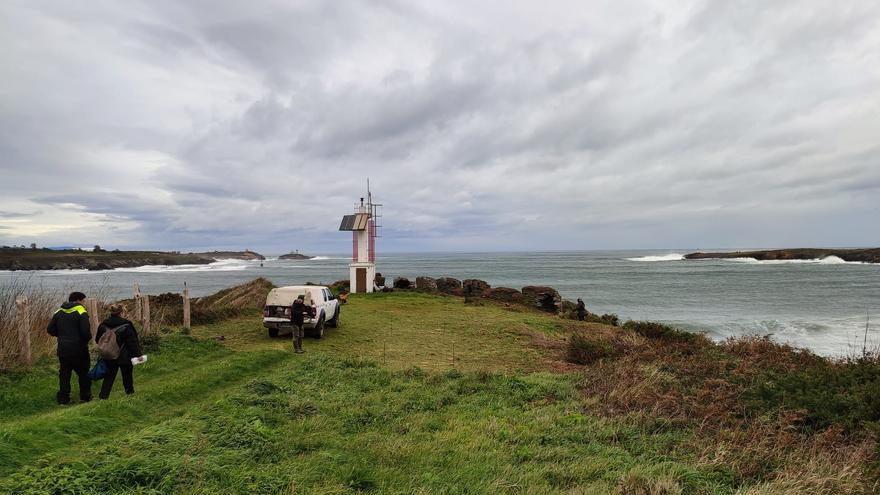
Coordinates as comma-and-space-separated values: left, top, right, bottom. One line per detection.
2, 250, 878, 357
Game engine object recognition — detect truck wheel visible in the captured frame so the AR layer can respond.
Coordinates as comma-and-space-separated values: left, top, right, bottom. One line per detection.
312, 316, 325, 339
328, 308, 339, 328
268, 328, 279, 338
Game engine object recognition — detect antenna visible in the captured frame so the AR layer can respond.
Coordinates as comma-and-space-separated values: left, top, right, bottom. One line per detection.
864, 308, 870, 357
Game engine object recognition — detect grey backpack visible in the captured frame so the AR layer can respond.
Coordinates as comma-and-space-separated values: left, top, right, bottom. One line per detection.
97, 325, 126, 360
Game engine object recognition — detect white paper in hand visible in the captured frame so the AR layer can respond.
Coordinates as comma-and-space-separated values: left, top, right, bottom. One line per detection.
131, 355, 148, 365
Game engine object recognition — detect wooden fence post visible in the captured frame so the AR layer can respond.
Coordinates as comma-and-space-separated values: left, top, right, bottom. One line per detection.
15, 296, 31, 366
182, 283, 191, 331
133, 283, 142, 323
84, 298, 99, 337
142, 296, 151, 336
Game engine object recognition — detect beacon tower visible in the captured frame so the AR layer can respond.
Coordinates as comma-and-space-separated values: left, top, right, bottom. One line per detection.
339, 186, 380, 293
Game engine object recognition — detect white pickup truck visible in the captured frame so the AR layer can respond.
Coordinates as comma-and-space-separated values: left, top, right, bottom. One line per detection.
262, 285, 340, 339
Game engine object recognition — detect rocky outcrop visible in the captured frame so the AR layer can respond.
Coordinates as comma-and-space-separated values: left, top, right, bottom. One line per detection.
0, 249, 213, 271
483, 287, 523, 303
462, 279, 490, 298
195, 250, 266, 260
278, 252, 313, 260
463, 279, 490, 295
436, 277, 462, 294
415, 276, 438, 292
522, 286, 562, 313
393, 277, 412, 289
684, 248, 880, 264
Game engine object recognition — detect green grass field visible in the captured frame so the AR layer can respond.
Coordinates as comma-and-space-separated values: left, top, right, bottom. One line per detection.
0, 292, 862, 494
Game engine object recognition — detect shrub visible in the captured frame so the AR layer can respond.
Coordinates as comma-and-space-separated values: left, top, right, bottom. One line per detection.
140, 334, 161, 353
623, 321, 697, 343
743, 355, 880, 432
566, 332, 614, 365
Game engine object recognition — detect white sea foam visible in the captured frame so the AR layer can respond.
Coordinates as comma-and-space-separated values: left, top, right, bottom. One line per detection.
113, 259, 251, 273
723, 255, 865, 265
626, 253, 685, 262
309, 256, 347, 260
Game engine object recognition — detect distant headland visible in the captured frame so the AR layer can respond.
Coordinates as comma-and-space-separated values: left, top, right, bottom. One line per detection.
191, 250, 265, 261
684, 247, 880, 264
0, 246, 266, 271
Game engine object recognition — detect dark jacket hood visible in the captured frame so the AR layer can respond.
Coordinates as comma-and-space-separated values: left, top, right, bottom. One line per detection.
61, 301, 85, 310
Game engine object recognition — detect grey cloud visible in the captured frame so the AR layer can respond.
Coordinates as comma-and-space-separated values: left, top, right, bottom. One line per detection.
1, 0, 879, 251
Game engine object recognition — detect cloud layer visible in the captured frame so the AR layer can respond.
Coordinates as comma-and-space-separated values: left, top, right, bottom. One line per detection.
2, 0, 879, 252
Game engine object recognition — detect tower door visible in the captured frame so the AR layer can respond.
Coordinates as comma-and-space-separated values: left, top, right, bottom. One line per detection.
356, 268, 367, 293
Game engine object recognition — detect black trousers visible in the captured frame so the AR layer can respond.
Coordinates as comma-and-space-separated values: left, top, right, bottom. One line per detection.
58, 354, 91, 404
577, 313, 586, 321
99, 362, 135, 399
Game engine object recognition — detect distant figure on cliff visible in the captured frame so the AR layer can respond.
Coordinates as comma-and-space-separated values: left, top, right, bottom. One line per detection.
576, 298, 587, 321
47, 291, 92, 404
95, 304, 143, 399
290, 295, 314, 354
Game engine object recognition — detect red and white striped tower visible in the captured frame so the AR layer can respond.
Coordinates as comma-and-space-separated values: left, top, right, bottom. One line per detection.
339, 185, 380, 293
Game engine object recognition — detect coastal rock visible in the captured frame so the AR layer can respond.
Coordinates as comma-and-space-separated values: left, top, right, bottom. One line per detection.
684, 247, 880, 264
0, 248, 213, 271
415, 276, 438, 292
195, 250, 266, 261
522, 286, 562, 313
393, 277, 412, 289
483, 287, 523, 303
278, 252, 313, 260
436, 277, 462, 294
462, 279, 490, 297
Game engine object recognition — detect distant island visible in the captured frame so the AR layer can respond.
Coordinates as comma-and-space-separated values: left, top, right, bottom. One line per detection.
684, 247, 880, 264
191, 250, 265, 261
279, 251, 314, 260
0, 247, 266, 271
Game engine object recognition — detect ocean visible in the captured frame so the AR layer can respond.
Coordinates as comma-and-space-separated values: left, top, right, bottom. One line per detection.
2, 250, 878, 357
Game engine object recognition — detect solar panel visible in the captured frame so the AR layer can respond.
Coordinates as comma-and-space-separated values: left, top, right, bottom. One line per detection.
339, 215, 356, 231
339, 213, 369, 231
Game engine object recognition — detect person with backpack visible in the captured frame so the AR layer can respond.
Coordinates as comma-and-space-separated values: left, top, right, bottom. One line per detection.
576, 298, 587, 321
95, 304, 143, 399
47, 291, 93, 404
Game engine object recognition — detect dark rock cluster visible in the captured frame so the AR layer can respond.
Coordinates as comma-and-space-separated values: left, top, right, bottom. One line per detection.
415, 276, 438, 291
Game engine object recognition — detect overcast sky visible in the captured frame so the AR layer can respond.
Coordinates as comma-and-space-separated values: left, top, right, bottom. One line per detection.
1, 1, 878, 253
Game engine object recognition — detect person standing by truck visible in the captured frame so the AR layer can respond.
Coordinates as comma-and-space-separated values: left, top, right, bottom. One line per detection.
47, 291, 92, 404
290, 295, 314, 353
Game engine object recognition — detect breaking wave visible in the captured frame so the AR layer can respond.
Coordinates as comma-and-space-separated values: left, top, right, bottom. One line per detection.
723, 255, 865, 265
627, 253, 685, 262
113, 259, 252, 273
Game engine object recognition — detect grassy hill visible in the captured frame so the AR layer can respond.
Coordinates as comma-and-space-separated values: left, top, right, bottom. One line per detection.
0, 291, 875, 494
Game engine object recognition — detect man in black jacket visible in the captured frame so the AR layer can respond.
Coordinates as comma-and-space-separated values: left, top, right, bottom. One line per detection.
290, 295, 313, 354
47, 291, 92, 404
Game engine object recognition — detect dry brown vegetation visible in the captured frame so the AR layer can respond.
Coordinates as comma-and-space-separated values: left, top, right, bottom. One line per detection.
0, 279, 57, 370
0, 277, 274, 370
115, 277, 276, 330
563, 320, 879, 494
